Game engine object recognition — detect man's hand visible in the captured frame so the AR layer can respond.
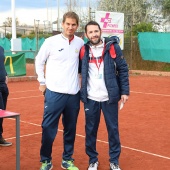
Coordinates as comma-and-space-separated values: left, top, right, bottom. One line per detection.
121, 95, 129, 104
5, 76, 8, 84
39, 84, 46, 95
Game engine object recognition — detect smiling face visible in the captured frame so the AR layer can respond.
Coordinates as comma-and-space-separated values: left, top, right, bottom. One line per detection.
62, 17, 78, 39
85, 25, 102, 46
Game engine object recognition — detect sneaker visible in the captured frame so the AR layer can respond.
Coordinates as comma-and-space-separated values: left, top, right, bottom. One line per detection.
110, 163, 121, 170
40, 161, 53, 170
61, 159, 79, 170
88, 161, 99, 170
0, 137, 12, 146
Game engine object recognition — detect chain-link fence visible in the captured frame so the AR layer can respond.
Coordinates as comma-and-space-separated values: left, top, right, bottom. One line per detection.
10, 38, 170, 78
123, 36, 170, 71
123, 13, 170, 72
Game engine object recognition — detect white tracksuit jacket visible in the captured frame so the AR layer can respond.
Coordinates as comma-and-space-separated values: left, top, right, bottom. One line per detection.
35, 33, 84, 94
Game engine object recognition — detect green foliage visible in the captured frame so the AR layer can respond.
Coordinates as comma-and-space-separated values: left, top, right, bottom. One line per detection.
21, 33, 52, 39
39, 33, 53, 38
162, 66, 170, 71
17, 33, 22, 38
162, 0, 170, 16
5, 33, 22, 39
5, 33, 12, 39
132, 22, 157, 36
21, 34, 35, 39
5, 30, 52, 39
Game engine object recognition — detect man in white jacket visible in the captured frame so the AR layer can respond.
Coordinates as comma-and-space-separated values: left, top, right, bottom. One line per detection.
35, 11, 84, 170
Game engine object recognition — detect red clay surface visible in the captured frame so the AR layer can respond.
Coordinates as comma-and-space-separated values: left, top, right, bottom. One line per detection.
0, 75, 170, 170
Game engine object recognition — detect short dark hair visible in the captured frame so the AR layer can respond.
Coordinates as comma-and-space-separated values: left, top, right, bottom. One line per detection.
62, 11, 79, 25
85, 21, 101, 33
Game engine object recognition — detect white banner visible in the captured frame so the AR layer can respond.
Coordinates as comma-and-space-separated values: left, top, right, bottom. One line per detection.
95, 11, 124, 49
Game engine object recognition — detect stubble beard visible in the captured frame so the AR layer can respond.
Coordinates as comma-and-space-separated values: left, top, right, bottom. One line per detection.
90, 37, 101, 46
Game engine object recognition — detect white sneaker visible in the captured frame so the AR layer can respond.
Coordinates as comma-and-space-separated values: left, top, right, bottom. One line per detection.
110, 163, 121, 170
88, 162, 99, 170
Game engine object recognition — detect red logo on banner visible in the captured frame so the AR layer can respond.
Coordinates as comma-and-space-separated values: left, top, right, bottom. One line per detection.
100, 13, 112, 28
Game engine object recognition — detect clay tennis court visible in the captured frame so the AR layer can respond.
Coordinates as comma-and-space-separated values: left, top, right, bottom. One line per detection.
0, 74, 170, 170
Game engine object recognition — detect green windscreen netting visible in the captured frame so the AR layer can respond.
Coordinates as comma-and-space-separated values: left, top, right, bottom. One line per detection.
138, 32, 170, 63
0, 37, 45, 59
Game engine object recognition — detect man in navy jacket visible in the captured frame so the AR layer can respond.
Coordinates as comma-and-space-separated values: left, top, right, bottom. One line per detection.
79, 21, 129, 170
0, 46, 12, 146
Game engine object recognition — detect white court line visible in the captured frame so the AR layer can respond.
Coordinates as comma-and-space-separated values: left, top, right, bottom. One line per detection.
130, 91, 170, 97
121, 145, 170, 160
6, 119, 170, 160
6, 132, 42, 140
8, 95, 42, 100
10, 90, 38, 93
8, 91, 170, 101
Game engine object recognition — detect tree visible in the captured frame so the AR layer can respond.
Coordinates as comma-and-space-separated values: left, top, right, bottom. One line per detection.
64, 0, 79, 11
162, 0, 170, 17
63, 0, 86, 31
63, 0, 97, 31
3, 17, 19, 27
97, 0, 154, 34
97, 0, 149, 23
144, 0, 170, 19
132, 22, 156, 36
96, 0, 170, 32
144, 0, 170, 31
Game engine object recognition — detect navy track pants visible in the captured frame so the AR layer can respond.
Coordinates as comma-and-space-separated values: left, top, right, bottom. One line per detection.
40, 88, 80, 162
84, 98, 121, 165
